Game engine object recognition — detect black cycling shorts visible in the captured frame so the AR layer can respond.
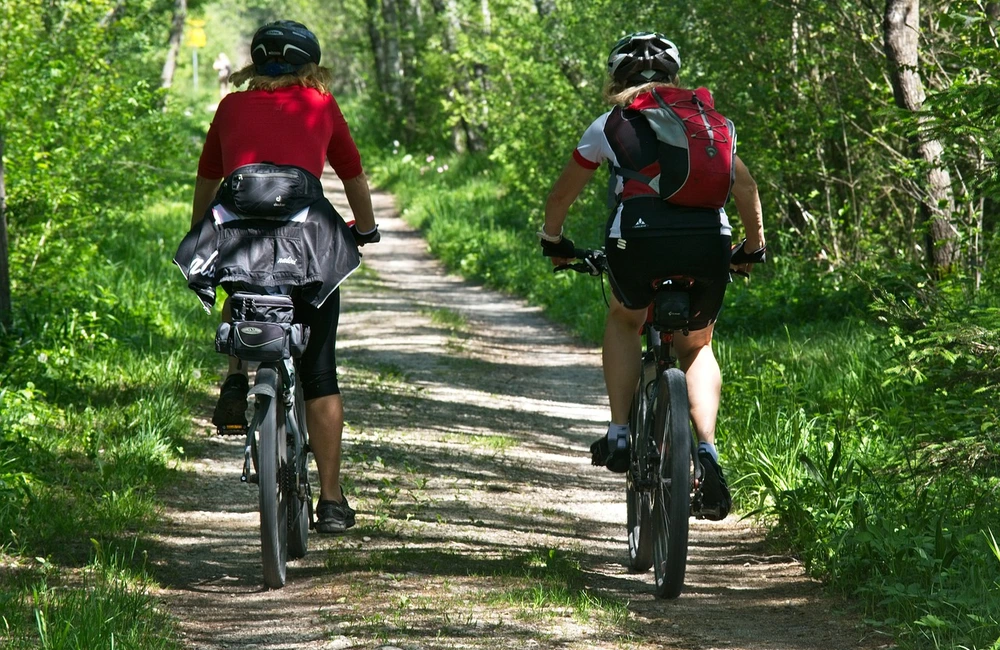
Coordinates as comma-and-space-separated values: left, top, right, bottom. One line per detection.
293, 289, 341, 400
605, 233, 732, 331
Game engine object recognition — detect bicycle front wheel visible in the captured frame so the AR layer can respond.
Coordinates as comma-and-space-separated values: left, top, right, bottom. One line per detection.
255, 365, 289, 589
287, 375, 310, 560
651, 367, 692, 599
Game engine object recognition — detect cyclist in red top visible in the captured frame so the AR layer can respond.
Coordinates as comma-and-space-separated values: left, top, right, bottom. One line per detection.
190, 21, 378, 534
539, 33, 766, 520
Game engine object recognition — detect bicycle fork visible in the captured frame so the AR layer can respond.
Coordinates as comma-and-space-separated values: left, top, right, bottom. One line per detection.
240, 374, 278, 485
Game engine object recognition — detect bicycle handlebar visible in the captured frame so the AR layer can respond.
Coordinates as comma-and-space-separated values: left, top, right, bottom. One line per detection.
553, 249, 607, 276
554, 241, 766, 278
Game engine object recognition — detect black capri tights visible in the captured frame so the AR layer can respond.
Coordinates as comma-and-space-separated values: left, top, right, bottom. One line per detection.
294, 288, 341, 400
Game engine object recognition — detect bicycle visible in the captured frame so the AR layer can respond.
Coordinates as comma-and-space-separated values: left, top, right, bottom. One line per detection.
214, 290, 313, 589
557, 241, 763, 598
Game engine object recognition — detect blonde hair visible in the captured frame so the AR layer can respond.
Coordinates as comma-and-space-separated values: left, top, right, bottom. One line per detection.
229, 62, 333, 95
603, 78, 680, 107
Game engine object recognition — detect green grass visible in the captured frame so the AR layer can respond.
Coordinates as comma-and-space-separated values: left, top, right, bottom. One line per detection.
421, 306, 469, 332
2, 543, 182, 650
0, 192, 212, 648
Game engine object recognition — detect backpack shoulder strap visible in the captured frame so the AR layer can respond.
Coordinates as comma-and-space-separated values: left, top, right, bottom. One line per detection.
606, 161, 658, 208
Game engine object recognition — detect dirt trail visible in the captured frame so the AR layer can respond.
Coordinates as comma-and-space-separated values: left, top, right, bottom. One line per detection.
151, 176, 881, 650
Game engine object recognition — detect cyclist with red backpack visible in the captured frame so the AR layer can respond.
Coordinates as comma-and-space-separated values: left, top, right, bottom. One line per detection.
539, 33, 766, 520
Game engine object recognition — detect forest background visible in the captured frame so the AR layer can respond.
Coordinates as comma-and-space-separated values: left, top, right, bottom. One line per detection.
0, 0, 998, 648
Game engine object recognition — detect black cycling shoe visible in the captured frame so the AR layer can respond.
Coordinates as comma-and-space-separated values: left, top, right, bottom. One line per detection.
590, 434, 629, 474
212, 373, 249, 428
697, 449, 732, 521
315, 495, 356, 534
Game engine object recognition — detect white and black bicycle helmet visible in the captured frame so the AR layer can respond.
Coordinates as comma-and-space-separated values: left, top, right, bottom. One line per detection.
251, 20, 321, 76
607, 32, 681, 85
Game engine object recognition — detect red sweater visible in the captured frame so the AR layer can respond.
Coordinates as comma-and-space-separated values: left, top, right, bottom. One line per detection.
197, 85, 363, 181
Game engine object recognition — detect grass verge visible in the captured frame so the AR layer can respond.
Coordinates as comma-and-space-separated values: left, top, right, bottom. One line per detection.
0, 192, 216, 649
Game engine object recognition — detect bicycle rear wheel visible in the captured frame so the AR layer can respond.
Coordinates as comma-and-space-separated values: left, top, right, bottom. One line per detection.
626, 359, 654, 572
651, 367, 691, 599
288, 376, 310, 560
254, 365, 289, 589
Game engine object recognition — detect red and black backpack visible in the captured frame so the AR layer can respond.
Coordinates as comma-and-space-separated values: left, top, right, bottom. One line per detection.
612, 86, 736, 210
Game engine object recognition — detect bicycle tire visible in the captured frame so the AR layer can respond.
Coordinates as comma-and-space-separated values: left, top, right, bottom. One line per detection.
626, 359, 654, 572
651, 367, 691, 599
255, 365, 289, 589
288, 376, 309, 560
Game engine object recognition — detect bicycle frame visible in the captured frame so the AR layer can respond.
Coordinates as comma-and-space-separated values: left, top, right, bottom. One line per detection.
241, 357, 307, 491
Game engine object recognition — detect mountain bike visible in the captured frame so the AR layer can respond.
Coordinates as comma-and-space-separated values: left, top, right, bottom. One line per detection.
214, 290, 313, 589
558, 244, 761, 598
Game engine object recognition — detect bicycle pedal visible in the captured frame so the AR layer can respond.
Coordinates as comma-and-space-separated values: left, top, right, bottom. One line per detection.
216, 424, 248, 436
693, 505, 722, 520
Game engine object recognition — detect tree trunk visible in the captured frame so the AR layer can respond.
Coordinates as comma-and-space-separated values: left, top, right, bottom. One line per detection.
400, 0, 420, 138
532, 0, 585, 98
883, 0, 959, 271
365, 0, 388, 97
430, 0, 486, 152
382, 0, 403, 102
0, 126, 11, 328
161, 0, 187, 90
429, 0, 466, 151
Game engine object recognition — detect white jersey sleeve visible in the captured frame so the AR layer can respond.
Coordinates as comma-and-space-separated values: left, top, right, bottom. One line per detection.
572, 110, 617, 170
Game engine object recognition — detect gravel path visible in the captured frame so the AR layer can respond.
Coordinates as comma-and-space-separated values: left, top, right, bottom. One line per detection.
150, 176, 883, 650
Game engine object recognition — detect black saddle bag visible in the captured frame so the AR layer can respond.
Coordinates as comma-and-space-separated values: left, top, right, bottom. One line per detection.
652, 291, 690, 331
217, 163, 324, 217
215, 292, 310, 361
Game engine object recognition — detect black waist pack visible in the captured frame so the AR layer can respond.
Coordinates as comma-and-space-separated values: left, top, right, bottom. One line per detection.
217, 163, 324, 217
215, 292, 310, 361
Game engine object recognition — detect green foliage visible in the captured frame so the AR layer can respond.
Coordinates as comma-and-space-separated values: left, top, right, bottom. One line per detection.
719, 275, 1000, 649
0, 2, 214, 646
0, 197, 215, 559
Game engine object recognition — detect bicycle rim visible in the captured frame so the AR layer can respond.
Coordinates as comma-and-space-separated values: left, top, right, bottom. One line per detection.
626, 363, 654, 572
651, 367, 691, 599
256, 366, 288, 589
288, 376, 310, 560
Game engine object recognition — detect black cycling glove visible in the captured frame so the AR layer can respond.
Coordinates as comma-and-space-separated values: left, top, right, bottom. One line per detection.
730, 238, 767, 264
350, 224, 381, 246
540, 235, 576, 259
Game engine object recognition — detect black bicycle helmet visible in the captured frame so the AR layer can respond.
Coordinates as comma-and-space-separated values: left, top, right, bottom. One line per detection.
251, 20, 321, 76
607, 32, 681, 85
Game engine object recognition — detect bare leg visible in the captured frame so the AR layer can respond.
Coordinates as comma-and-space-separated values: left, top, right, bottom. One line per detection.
602, 294, 648, 424
672, 325, 721, 444
306, 394, 346, 503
